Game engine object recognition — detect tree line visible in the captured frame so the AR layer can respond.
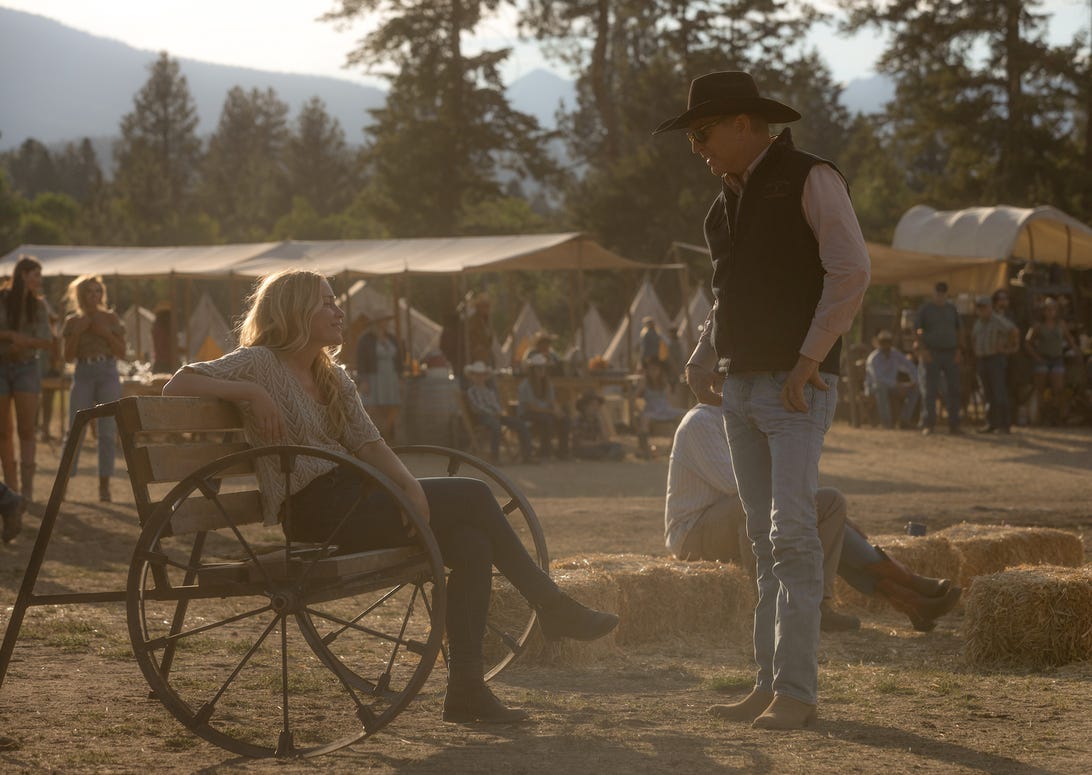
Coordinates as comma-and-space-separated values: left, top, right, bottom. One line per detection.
1, 0, 1089, 328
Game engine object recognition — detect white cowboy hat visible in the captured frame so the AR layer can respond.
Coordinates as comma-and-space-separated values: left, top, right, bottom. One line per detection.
463, 360, 493, 376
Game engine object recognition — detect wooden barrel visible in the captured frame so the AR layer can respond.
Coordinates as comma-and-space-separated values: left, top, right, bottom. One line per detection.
403, 372, 461, 446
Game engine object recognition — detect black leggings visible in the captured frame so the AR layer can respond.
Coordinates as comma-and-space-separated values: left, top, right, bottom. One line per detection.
285, 471, 558, 671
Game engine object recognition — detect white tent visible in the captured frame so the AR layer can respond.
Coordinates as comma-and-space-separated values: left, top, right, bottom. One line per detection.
341, 280, 442, 362
186, 293, 234, 361
568, 303, 612, 363
499, 302, 544, 368
603, 279, 674, 370
674, 286, 712, 345
894, 204, 1092, 268
121, 305, 155, 361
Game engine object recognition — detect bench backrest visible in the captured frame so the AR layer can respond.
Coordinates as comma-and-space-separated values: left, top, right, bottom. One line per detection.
115, 396, 262, 534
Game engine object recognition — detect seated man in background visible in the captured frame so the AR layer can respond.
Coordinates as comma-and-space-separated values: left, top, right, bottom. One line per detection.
865, 330, 919, 429
665, 376, 961, 633
571, 390, 624, 461
463, 361, 533, 464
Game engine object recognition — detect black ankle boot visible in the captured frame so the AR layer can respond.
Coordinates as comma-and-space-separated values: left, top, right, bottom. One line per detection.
535, 593, 618, 642
443, 681, 530, 723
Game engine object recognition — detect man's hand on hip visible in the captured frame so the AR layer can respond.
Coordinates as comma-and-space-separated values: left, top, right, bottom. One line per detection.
781, 354, 827, 412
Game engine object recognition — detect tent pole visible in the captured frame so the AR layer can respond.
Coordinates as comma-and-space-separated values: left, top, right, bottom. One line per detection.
402, 271, 414, 371
183, 278, 192, 362
124, 272, 141, 362
168, 272, 178, 365
505, 273, 516, 370
576, 262, 588, 372
227, 272, 237, 333
677, 262, 695, 357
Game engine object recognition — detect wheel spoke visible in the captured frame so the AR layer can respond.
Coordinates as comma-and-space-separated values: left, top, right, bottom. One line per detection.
190, 613, 280, 726
142, 603, 273, 650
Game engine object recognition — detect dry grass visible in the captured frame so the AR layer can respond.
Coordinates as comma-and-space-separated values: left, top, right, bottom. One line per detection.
937, 523, 1085, 588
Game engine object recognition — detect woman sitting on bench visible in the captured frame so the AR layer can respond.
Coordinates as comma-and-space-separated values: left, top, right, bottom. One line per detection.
163, 269, 618, 724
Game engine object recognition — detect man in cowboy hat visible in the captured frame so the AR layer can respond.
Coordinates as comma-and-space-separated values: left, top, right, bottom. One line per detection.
656, 71, 871, 729
463, 361, 534, 463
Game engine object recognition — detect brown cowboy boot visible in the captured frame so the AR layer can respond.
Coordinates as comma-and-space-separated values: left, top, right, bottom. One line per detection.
708, 688, 774, 722
866, 546, 950, 599
752, 694, 817, 730
876, 579, 962, 632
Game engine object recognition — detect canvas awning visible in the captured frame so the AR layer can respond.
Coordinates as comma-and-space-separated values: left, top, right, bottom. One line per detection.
867, 242, 1009, 297
2, 233, 656, 278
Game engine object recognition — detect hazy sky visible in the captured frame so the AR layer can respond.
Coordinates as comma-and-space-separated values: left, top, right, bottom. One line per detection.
3, 0, 1088, 87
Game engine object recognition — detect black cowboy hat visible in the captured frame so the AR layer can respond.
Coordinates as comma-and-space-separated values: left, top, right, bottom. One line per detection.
652, 71, 800, 135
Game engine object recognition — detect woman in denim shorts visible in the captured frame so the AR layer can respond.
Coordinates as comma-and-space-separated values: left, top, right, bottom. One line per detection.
0, 256, 55, 502
62, 275, 126, 502
1025, 298, 1079, 425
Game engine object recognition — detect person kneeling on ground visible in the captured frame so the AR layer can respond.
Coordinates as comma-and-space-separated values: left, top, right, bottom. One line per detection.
163, 269, 618, 724
664, 376, 961, 634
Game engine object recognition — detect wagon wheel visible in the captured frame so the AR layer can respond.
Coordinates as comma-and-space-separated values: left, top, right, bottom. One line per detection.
394, 444, 549, 681
126, 446, 445, 759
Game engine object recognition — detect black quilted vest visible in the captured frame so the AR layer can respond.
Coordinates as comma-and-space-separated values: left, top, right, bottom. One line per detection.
705, 128, 843, 375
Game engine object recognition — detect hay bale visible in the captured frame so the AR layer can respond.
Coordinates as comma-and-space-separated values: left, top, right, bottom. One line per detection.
964, 565, 1092, 669
937, 523, 1084, 588
835, 533, 962, 610
490, 553, 753, 666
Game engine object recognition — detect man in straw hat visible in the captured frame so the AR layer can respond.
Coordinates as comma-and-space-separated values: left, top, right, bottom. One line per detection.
463, 360, 534, 463
656, 71, 871, 729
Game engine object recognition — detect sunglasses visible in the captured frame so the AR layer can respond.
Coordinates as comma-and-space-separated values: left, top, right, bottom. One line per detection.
686, 117, 726, 144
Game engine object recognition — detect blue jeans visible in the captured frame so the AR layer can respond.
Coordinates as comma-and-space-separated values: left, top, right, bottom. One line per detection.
976, 354, 1010, 430
920, 349, 960, 430
835, 523, 885, 595
476, 413, 533, 460
723, 371, 836, 706
871, 382, 919, 428
68, 359, 121, 477
0, 358, 41, 395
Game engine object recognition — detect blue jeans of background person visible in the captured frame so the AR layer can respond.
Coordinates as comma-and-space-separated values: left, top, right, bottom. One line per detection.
920, 349, 960, 430
871, 382, 919, 428
0, 358, 42, 396
476, 413, 533, 460
976, 354, 1010, 431
68, 358, 121, 477
835, 523, 885, 595
723, 371, 836, 707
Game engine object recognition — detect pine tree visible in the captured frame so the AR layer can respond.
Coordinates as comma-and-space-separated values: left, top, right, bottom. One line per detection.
201, 86, 290, 241
113, 52, 204, 244
323, 0, 557, 236
841, 0, 1083, 211
284, 97, 356, 217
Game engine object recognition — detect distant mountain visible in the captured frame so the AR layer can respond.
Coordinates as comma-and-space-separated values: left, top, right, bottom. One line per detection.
507, 69, 576, 128
841, 74, 895, 116
0, 7, 385, 150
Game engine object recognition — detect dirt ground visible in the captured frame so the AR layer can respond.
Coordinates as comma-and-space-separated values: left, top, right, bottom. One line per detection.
1, 422, 1090, 774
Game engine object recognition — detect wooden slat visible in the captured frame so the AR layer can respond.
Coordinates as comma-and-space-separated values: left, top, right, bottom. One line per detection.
198, 546, 426, 587
137, 443, 253, 484
117, 396, 244, 435
167, 490, 265, 535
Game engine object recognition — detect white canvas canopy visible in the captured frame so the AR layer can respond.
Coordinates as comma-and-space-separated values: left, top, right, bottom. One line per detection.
341, 280, 442, 362
499, 302, 544, 368
2, 234, 653, 280
121, 305, 155, 361
186, 293, 234, 360
894, 205, 1092, 268
603, 279, 674, 370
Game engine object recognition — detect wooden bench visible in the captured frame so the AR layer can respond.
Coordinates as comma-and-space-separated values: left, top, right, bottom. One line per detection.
0, 396, 548, 760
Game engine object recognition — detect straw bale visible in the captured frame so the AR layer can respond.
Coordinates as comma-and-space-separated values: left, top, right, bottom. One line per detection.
937, 523, 1084, 588
490, 553, 754, 666
964, 565, 1092, 669
835, 533, 962, 610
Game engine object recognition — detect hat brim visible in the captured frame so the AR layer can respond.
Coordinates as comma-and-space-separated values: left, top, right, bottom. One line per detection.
652, 97, 801, 135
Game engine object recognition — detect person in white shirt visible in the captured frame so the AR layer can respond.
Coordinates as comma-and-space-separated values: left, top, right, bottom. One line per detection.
864, 330, 919, 429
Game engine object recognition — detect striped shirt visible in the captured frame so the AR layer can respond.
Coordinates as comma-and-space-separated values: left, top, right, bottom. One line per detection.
972, 314, 1016, 357
664, 403, 737, 555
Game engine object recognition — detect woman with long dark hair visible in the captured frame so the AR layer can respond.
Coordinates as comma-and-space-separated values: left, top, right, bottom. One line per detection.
62, 274, 126, 502
163, 270, 617, 723
0, 255, 54, 502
